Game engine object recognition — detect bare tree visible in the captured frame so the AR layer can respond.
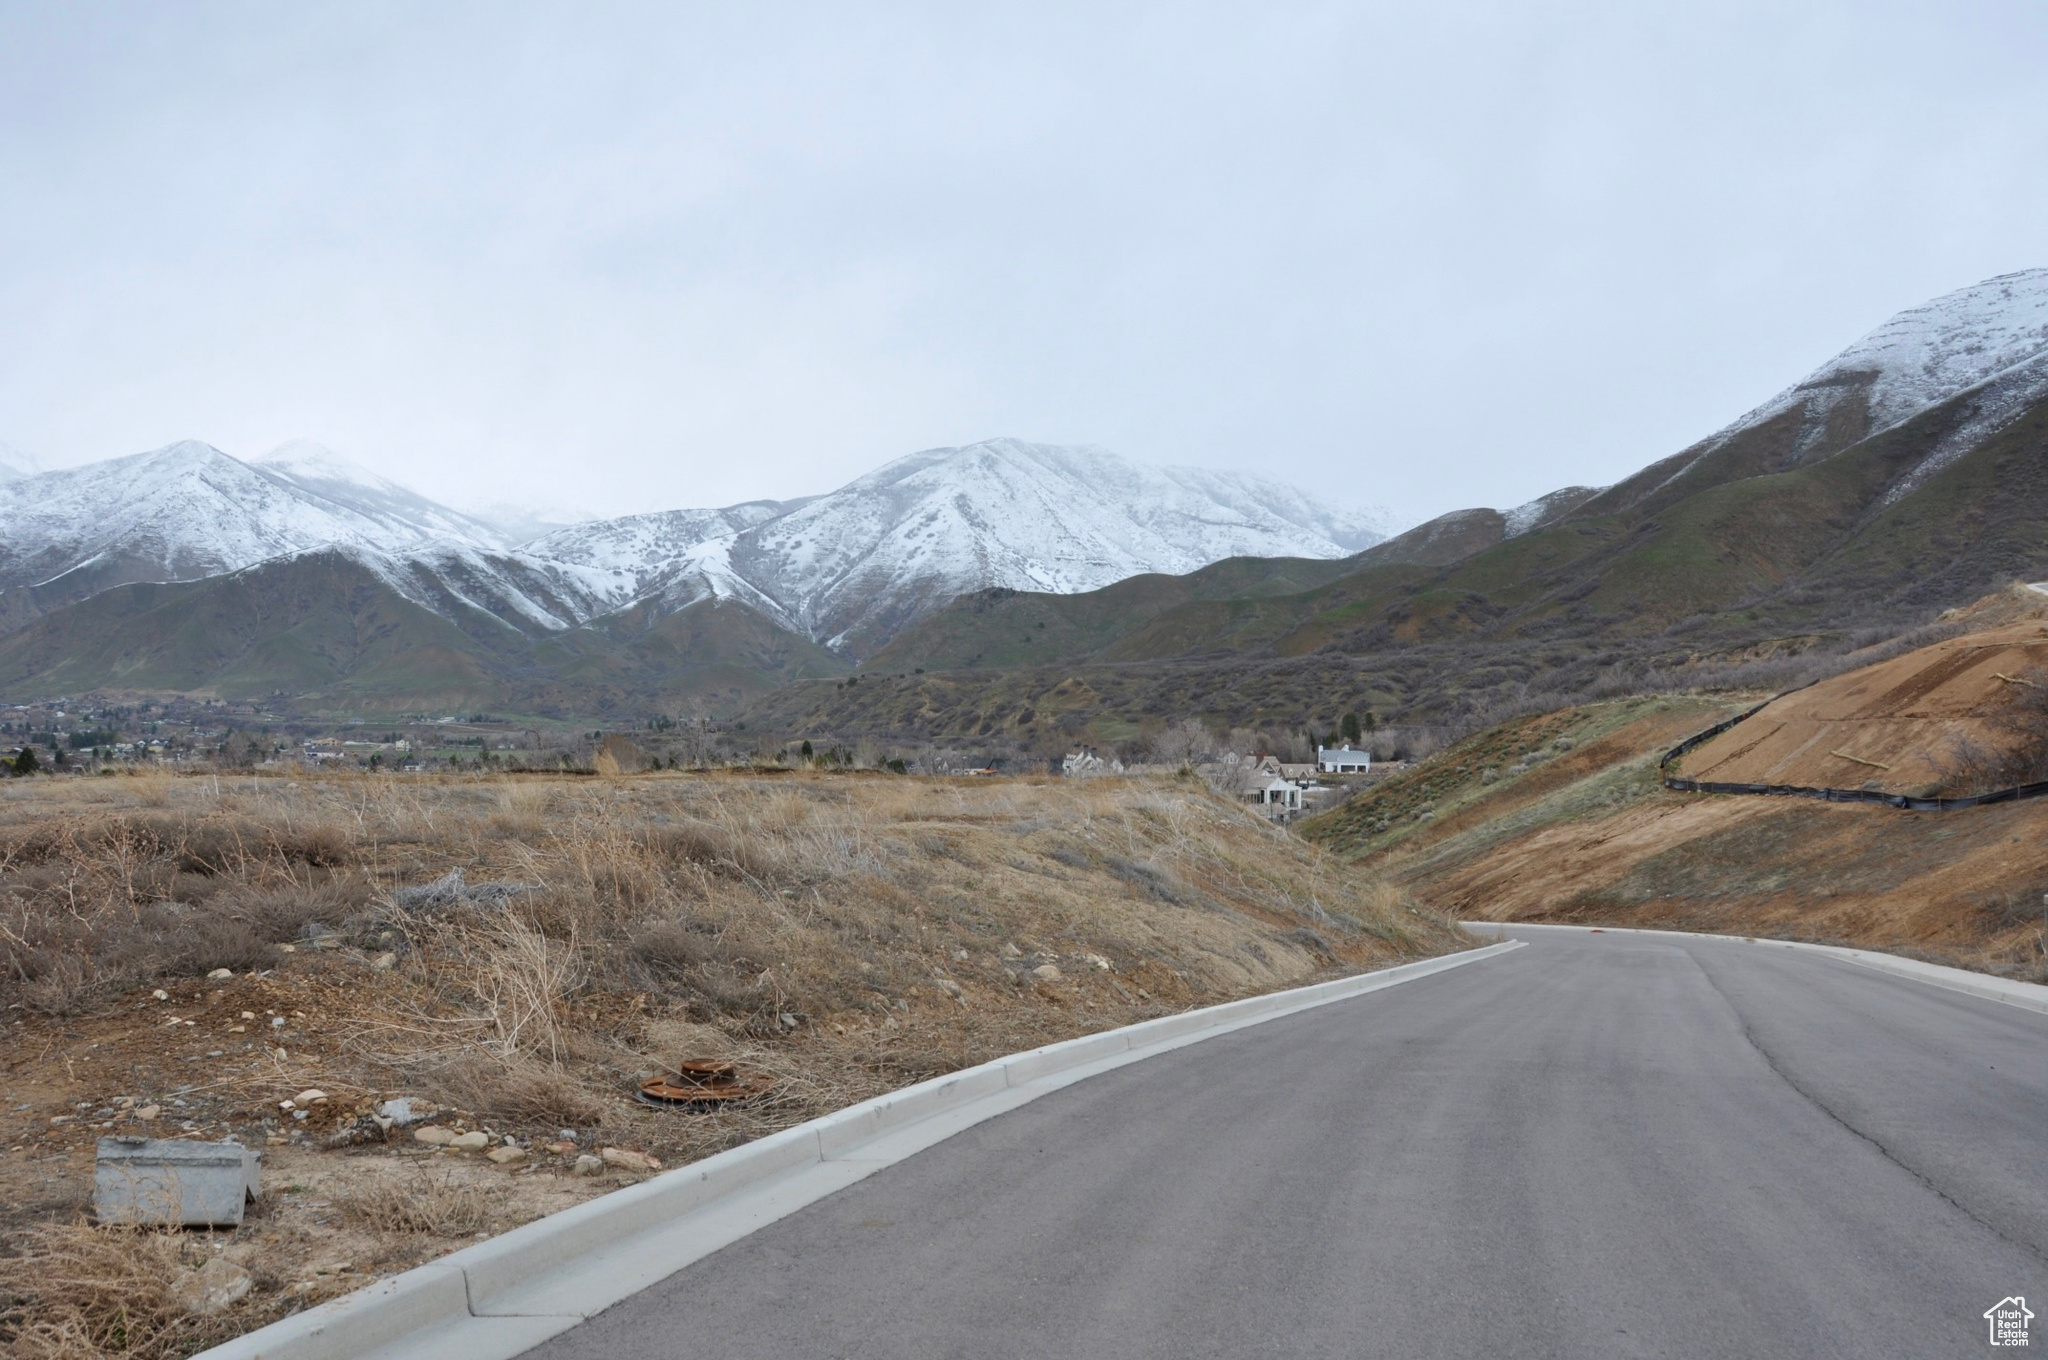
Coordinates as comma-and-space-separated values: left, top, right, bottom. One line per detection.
1149, 718, 1217, 767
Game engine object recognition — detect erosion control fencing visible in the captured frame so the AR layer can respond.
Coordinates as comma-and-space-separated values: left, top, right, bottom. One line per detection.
1658, 697, 2048, 812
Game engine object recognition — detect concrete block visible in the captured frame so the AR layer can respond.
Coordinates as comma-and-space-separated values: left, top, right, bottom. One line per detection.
95, 1137, 260, 1227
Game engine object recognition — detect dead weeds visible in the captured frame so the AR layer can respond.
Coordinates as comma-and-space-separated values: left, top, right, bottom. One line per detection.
0, 767, 1467, 1356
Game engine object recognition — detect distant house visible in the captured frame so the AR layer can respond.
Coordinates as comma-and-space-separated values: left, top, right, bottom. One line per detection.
1252, 776, 1302, 811
1062, 750, 1124, 777
1318, 744, 1370, 774
1252, 754, 1322, 781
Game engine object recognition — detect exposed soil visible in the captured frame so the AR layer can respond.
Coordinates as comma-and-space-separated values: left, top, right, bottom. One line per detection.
1304, 672, 2048, 982
1675, 617, 2048, 795
1426, 793, 2048, 973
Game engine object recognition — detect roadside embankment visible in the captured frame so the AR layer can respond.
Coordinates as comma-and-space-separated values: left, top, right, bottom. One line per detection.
0, 767, 1464, 1358
1304, 687, 2048, 985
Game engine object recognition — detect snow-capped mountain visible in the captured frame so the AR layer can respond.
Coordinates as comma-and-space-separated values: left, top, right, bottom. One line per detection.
0, 436, 1390, 655
254, 440, 516, 549
528, 497, 798, 585
0, 440, 559, 631
457, 499, 605, 547
0, 441, 443, 595
1661, 268, 2048, 500
1763, 268, 2048, 434
0, 439, 638, 640
527, 438, 1392, 654
1360, 271, 2048, 569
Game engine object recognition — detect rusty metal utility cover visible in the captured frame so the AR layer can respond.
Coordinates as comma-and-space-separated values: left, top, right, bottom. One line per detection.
638, 1060, 773, 1108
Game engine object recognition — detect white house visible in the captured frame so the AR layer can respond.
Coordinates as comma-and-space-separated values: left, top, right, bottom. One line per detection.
1318, 744, 1370, 774
1250, 775, 1302, 813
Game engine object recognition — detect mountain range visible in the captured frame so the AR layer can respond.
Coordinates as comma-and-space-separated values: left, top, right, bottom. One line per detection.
0, 437, 1390, 714
745, 268, 2048, 748
7, 267, 2044, 735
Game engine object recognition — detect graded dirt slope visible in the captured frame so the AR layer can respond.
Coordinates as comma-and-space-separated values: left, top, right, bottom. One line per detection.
1302, 690, 2048, 983
1675, 618, 2048, 795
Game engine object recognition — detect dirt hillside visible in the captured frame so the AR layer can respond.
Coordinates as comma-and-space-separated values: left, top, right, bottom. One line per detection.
1302, 689, 2048, 983
1675, 616, 2048, 795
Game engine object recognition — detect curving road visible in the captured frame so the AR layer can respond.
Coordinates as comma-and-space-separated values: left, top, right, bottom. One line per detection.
521, 928, 2048, 1359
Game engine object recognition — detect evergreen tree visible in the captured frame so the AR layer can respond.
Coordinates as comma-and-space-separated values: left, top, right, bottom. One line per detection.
12, 745, 39, 776
1341, 711, 1363, 743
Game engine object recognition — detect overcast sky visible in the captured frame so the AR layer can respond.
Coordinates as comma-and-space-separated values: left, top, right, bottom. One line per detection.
2, 2, 2045, 526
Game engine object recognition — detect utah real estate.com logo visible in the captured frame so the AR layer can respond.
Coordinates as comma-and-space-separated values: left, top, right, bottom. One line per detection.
1985, 1296, 2034, 1347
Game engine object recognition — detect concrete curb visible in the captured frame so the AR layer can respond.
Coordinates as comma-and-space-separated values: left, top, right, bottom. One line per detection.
199, 940, 1523, 1360
1470, 922, 2048, 1017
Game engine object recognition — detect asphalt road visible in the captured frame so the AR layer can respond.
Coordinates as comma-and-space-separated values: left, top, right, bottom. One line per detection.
522, 929, 2048, 1359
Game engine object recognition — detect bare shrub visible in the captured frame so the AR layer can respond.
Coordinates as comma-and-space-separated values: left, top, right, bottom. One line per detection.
461, 914, 584, 1064
0, 1223, 246, 1360
637, 820, 787, 880
133, 767, 177, 805
334, 1166, 505, 1237
1103, 855, 1187, 905
498, 782, 550, 817
629, 920, 721, 974
1974, 888, 2048, 932
1936, 667, 2048, 795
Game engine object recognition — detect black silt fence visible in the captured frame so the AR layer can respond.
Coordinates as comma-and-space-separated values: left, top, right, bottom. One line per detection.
1658, 693, 2048, 813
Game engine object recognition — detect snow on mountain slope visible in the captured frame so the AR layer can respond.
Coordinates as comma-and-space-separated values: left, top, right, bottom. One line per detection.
339, 541, 625, 635
0, 441, 456, 590
0, 435, 1388, 657
1503, 486, 1601, 538
716, 439, 1389, 652
517, 439, 1390, 655
255, 440, 514, 548
1795, 268, 2048, 432
0, 440, 534, 634
1685, 269, 2048, 485
1168, 466, 1387, 552
460, 499, 604, 547
530, 501, 798, 586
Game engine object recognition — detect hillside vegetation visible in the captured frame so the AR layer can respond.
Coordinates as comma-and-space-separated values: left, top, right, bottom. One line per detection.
0, 554, 850, 720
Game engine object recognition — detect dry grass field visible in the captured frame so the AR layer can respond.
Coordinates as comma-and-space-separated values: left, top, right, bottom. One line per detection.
0, 766, 1466, 1358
